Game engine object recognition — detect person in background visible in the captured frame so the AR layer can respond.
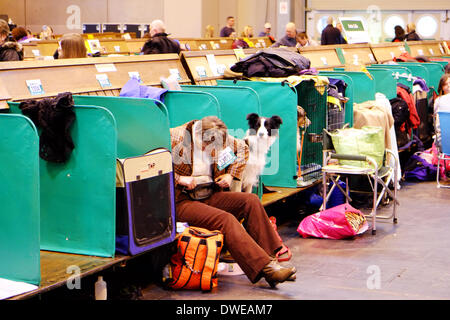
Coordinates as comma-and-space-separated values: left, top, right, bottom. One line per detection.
321, 16, 342, 45
271, 22, 297, 47
434, 74, 450, 151
258, 22, 272, 37
220, 16, 236, 37
0, 19, 23, 61
11, 26, 28, 43
296, 32, 319, 48
336, 22, 347, 44
141, 19, 180, 55
204, 25, 215, 38
406, 23, 421, 41
241, 25, 254, 38
39, 25, 54, 40
57, 33, 87, 59
171, 116, 296, 287
392, 25, 406, 42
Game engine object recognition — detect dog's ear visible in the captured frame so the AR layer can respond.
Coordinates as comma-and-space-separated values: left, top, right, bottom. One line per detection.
246, 113, 260, 127
270, 115, 283, 129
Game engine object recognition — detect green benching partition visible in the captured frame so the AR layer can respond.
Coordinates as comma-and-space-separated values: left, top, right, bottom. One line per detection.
397, 62, 444, 93
328, 70, 376, 103
179, 85, 262, 138
178, 85, 263, 198
8, 103, 117, 258
73, 96, 171, 157
217, 80, 298, 188
365, 68, 398, 100
0, 114, 40, 285
163, 90, 221, 128
368, 65, 415, 92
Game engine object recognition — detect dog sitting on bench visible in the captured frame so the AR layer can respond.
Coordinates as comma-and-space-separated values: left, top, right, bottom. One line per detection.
240, 113, 283, 193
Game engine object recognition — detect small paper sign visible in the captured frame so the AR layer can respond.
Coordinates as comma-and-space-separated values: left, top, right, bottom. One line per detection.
114, 45, 121, 52
32, 49, 41, 57
95, 63, 117, 73
320, 57, 328, 65
217, 147, 237, 171
128, 71, 142, 82
196, 66, 207, 78
96, 74, 112, 88
418, 49, 424, 56
234, 49, 246, 60
368, 53, 376, 62
428, 48, 434, 56
169, 68, 182, 81
26, 79, 45, 96
216, 64, 226, 76
206, 54, 219, 76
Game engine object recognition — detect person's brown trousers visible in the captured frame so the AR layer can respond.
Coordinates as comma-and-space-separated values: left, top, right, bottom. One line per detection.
176, 191, 282, 283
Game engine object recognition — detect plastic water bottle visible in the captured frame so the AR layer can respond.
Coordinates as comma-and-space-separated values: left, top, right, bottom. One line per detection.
95, 276, 107, 300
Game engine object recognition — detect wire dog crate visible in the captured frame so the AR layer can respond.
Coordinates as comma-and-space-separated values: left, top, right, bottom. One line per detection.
295, 80, 347, 187
296, 81, 328, 187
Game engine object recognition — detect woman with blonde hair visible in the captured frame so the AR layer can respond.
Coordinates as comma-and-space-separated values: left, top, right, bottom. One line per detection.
241, 25, 254, 38
57, 33, 87, 59
204, 25, 215, 38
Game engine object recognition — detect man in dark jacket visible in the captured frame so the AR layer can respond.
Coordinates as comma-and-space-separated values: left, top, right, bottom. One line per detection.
141, 20, 180, 55
0, 19, 23, 61
321, 16, 343, 45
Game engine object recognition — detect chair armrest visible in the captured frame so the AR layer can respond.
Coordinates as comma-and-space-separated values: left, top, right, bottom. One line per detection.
330, 153, 367, 162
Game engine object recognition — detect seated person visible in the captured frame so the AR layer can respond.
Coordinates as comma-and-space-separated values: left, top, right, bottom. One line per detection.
220, 16, 236, 38
56, 33, 87, 59
296, 32, 319, 48
171, 116, 296, 287
434, 74, 450, 150
272, 22, 297, 47
141, 19, 180, 55
0, 19, 23, 61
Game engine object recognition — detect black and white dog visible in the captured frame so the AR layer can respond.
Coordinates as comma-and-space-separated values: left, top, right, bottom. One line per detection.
241, 113, 283, 193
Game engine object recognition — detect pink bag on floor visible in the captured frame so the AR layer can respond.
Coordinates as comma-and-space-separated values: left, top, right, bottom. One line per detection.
297, 203, 368, 240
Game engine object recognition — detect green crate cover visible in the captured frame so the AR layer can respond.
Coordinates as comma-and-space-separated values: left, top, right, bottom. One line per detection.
397, 62, 444, 93
179, 85, 263, 197
73, 96, 171, 158
365, 68, 397, 100
368, 64, 414, 92
9, 102, 117, 258
163, 90, 221, 128
330, 70, 376, 103
217, 80, 298, 188
0, 114, 40, 285
180, 85, 261, 139
318, 72, 354, 126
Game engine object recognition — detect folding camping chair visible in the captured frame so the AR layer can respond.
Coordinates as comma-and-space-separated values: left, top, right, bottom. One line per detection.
436, 111, 450, 189
321, 128, 399, 235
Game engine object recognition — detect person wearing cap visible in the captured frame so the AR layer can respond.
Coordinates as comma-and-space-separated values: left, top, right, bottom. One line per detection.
259, 23, 272, 37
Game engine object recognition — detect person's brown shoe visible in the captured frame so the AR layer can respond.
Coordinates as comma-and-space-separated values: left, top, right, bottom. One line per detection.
261, 260, 296, 288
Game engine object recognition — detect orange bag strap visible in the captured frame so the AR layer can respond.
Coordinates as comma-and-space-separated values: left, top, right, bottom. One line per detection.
200, 235, 221, 291
169, 232, 201, 289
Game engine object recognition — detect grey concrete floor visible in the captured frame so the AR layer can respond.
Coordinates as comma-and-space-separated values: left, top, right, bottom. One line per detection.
141, 181, 450, 300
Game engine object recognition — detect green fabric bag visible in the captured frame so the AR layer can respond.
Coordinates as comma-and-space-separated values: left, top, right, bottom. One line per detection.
330, 126, 385, 169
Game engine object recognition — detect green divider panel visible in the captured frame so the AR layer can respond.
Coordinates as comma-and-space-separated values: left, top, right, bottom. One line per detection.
180, 85, 262, 139
397, 62, 444, 93
369, 64, 414, 92
217, 80, 298, 188
163, 90, 221, 128
318, 72, 354, 126
366, 68, 398, 100
179, 85, 263, 197
9, 103, 117, 258
331, 70, 376, 103
73, 96, 171, 158
0, 114, 40, 285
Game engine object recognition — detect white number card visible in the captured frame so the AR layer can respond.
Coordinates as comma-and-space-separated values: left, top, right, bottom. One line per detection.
26, 79, 45, 96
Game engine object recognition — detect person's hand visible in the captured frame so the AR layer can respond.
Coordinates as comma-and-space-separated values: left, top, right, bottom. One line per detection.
215, 174, 233, 189
178, 176, 196, 190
